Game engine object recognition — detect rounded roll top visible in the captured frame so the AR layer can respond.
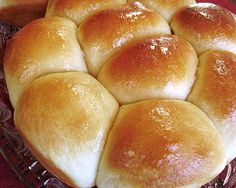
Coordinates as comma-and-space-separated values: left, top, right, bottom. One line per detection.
77, 1, 171, 76
97, 99, 226, 188
45, 0, 126, 25
128, 0, 196, 22
98, 35, 198, 104
171, 3, 236, 55
14, 72, 119, 188
188, 50, 236, 163
4, 16, 87, 108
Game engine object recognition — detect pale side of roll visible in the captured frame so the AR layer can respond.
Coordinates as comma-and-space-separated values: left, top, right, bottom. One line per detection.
187, 50, 236, 163
4, 17, 87, 108
77, 1, 171, 77
0, 0, 48, 26
45, 0, 126, 25
97, 99, 226, 188
128, 0, 196, 23
170, 3, 236, 55
98, 35, 198, 104
14, 72, 119, 188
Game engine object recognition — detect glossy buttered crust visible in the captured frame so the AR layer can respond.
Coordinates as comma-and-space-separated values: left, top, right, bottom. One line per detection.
97, 100, 226, 188
4, 16, 87, 108
98, 34, 198, 104
2, 1, 236, 188
77, 1, 171, 76
128, 0, 196, 22
45, 0, 126, 25
0, 0, 48, 26
188, 50, 236, 163
14, 72, 119, 188
171, 3, 236, 55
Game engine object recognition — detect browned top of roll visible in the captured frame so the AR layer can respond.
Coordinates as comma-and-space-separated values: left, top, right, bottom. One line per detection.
99, 35, 196, 85
14, 72, 119, 187
98, 35, 198, 104
187, 50, 236, 162
77, 1, 170, 76
173, 4, 235, 34
128, 0, 196, 22
4, 16, 87, 108
97, 99, 226, 188
188, 50, 236, 119
45, 0, 126, 25
4, 17, 83, 75
79, 2, 164, 47
170, 3, 236, 54
0, 0, 48, 26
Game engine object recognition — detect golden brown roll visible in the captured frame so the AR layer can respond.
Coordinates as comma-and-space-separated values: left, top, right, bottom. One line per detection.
14, 72, 119, 188
97, 99, 226, 188
77, 2, 171, 77
4, 17, 87, 108
187, 50, 236, 163
0, 0, 48, 26
170, 3, 236, 55
98, 35, 198, 104
128, 0, 196, 23
45, 0, 126, 25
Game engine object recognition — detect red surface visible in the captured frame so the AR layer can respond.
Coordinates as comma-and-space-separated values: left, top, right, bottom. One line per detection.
0, 0, 235, 188
0, 155, 25, 188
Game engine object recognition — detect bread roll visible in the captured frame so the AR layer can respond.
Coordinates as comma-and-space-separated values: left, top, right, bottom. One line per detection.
98, 35, 198, 104
187, 50, 236, 163
97, 99, 226, 188
2, 1, 235, 187
4, 17, 87, 108
77, 2, 171, 77
0, 0, 48, 26
170, 3, 236, 55
14, 72, 119, 188
128, 0, 196, 22
45, 0, 126, 25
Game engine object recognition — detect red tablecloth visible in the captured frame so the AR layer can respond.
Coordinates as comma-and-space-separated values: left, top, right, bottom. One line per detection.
0, 1, 235, 188
0, 155, 25, 188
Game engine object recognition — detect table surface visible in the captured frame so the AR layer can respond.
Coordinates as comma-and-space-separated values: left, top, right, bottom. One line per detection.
0, 1, 236, 188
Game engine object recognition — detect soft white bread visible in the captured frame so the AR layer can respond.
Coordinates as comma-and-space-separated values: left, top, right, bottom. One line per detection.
4, 17, 87, 108
45, 0, 126, 25
97, 99, 226, 188
0, 0, 48, 26
98, 35, 198, 104
187, 50, 236, 163
77, 2, 171, 77
170, 3, 236, 55
128, 0, 196, 23
14, 72, 119, 188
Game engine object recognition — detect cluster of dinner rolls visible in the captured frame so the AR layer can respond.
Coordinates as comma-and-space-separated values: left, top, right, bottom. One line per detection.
1, 0, 236, 188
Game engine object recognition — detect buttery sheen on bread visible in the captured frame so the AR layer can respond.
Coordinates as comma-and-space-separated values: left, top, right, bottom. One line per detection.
98, 35, 198, 104
0, 0, 48, 26
45, 0, 126, 25
188, 50, 236, 163
128, 0, 196, 22
97, 99, 226, 188
14, 72, 119, 188
171, 3, 236, 55
77, 2, 171, 76
1, 1, 235, 187
4, 17, 87, 108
